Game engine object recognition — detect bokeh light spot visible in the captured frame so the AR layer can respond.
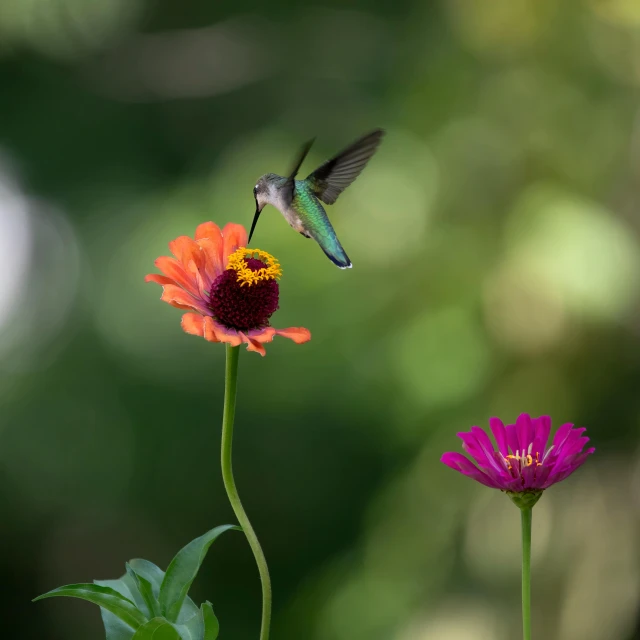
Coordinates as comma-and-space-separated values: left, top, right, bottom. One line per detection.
504, 184, 640, 321
0, 159, 80, 374
394, 306, 492, 411
483, 261, 568, 354
0, 0, 143, 58
398, 601, 504, 640
446, 0, 554, 56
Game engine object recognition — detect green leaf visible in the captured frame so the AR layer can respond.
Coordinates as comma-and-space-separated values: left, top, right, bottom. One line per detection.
93, 565, 196, 640
96, 577, 137, 600
159, 525, 237, 622
127, 563, 161, 618
95, 576, 148, 638
202, 602, 220, 640
128, 559, 165, 598
132, 618, 181, 640
172, 613, 203, 640
99, 613, 136, 640
127, 559, 199, 624
99, 573, 152, 616
176, 596, 201, 625
34, 584, 148, 630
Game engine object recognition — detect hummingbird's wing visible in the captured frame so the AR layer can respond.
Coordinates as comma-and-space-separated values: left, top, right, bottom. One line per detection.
306, 129, 385, 205
282, 138, 316, 206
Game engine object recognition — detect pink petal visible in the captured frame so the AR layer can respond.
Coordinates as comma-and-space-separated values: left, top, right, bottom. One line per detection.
544, 448, 594, 488
558, 435, 590, 460
505, 423, 520, 456
441, 452, 503, 489
552, 422, 574, 450
470, 426, 507, 478
457, 430, 508, 487
555, 428, 586, 459
521, 462, 538, 490
489, 417, 509, 457
458, 431, 491, 468
515, 413, 534, 452
532, 415, 551, 456
535, 464, 553, 487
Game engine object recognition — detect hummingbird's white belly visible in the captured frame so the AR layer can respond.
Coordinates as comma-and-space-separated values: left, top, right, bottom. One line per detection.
282, 207, 304, 233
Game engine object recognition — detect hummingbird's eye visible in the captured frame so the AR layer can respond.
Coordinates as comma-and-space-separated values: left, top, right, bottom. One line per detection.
253, 185, 259, 197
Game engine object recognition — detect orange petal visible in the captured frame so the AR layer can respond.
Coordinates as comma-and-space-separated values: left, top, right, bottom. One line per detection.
274, 327, 312, 344
210, 319, 243, 346
155, 256, 200, 298
195, 221, 223, 242
194, 268, 210, 301
168, 236, 194, 263
160, 284, 210, 314
169, 236, 206, 273
222, 223, 248, 266
181, 313, 205, 337
197, 237, 224, 283
240, 332, 267, 356
145, 273, 176, 286
195, 223, 224, 281
203, 316, 221, 343
245, 327, 276, 343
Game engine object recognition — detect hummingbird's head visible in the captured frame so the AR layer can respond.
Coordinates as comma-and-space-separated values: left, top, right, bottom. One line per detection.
249, 174, 278, 243
253, 174, 278, 212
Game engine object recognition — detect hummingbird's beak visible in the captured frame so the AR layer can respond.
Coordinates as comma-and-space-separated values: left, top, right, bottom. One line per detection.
248, 201, 261, 244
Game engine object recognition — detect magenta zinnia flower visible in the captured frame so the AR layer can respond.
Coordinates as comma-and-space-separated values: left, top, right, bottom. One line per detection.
441, 413, 594, 495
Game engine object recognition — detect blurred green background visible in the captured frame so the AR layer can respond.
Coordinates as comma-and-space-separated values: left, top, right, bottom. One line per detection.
1, 0, 640, 638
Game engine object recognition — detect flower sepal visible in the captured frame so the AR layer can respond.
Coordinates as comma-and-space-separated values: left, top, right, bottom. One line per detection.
505, 489, 543, 510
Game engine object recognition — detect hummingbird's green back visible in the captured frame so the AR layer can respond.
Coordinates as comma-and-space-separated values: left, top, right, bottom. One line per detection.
293, 181, 351, 268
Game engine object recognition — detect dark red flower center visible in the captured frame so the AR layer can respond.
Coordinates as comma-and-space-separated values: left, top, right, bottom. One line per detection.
209, 258, 279, 331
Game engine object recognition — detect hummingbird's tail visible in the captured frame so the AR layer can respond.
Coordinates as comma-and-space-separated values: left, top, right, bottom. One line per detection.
320, 242, 352, 269
307, 205, 353, 268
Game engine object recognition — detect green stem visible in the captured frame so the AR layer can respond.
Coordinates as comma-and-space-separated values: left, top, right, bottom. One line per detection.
221, 344, 272, 640
521, 507, 532, 640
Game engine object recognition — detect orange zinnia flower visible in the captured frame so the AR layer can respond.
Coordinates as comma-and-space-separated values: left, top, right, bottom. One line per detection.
145, 222, 311, 356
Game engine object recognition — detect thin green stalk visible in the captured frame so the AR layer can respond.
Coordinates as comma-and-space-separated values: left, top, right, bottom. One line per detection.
221, 344, 272, 640
521, 507, 532, 640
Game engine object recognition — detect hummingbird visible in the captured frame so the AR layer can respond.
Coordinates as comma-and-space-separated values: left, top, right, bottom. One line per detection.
249, 129, 385, 268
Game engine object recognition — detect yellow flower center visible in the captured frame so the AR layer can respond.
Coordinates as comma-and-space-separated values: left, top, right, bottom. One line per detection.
503, 451, 542, 471
226, 247, 282, 286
